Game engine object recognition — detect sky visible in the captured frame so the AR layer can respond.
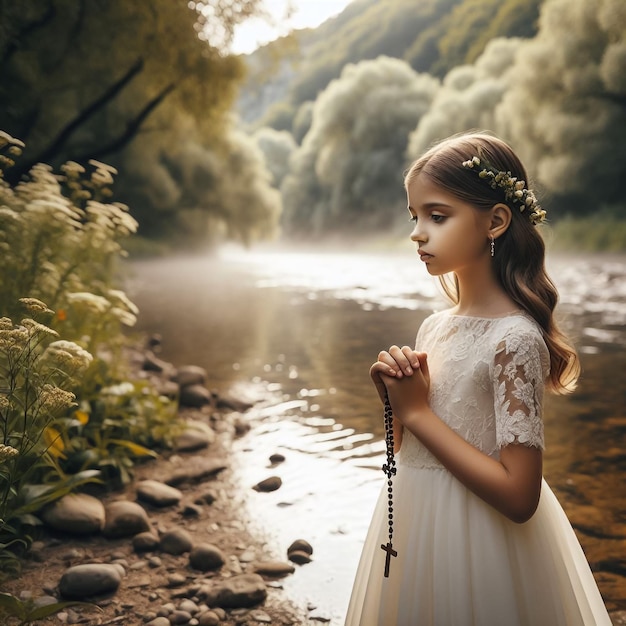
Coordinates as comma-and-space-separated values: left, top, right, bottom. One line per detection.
230, 0, 354, 55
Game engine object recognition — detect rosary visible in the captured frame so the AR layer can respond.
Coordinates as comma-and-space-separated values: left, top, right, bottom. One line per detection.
381, 393, 397, 577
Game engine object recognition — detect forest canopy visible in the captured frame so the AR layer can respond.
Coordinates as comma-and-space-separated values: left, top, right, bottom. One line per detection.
0, 0, 281, 246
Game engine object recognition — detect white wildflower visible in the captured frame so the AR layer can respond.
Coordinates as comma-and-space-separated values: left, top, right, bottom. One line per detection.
110, 306, 137, 327
88, 159, 118, 175
101, 381, 135, 396
0, 444, 19, 462
21, 318, 59, 337
42, 340, 93, 371
19, 298, 55, 315
67, 292, 111, 314
108, 290, 139, 315
39, 384, 76, 412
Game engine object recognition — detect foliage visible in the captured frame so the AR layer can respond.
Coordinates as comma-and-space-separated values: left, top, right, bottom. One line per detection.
497, 0, 626, 217
0, 298, 99, 572
547, 211, 626, 252
237, 0, 541, 125
0, 591, 98, 625
252, 127, 296, 187
0, 0, 276, 246
0, 133, 182, 577
280, 57, 439, 235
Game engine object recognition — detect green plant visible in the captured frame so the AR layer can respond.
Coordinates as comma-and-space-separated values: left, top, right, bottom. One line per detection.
0, 591, 99, 625
0, 299, 100, 576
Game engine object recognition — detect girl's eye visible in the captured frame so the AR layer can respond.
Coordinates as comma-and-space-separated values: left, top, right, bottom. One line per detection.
431, 214, 446, 223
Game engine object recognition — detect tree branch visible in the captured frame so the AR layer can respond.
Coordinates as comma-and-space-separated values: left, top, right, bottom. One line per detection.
6, 57, 145, 183
77, 82, 176, 162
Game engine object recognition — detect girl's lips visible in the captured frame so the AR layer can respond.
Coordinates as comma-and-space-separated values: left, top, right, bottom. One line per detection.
419, 251, 433, 261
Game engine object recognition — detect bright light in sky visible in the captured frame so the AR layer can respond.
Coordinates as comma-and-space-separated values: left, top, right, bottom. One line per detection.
230, 0, 354, 55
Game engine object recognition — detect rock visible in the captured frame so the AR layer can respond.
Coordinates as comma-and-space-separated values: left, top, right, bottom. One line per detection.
167, 573, 187, 588
160, 528, 193, 555
155, 380, 180, 399
165, 459, 227, 487
189, 543, 226, 571
59, 563, 122, 599
252, 561, 295, 577
287, 539, 313, 556
169, 609, 192, 624
175, 422, 216, 452
249, 610, 272, 623
103, 501, 151, 538
253, 476, 282, 492
269, 453, 286, 464
41, 493, 105, 535
132, 531, 160, 553
146, 618, 170, 626
198, 611, 220, 626
194, 489, 217, 505
182, 503, 202, 517
137, 480, 183, 507
200, 573, 267, 609
214, 394, 253, 412
143, 351, 174, 374
288, 550, 313, 565
179, 599, 199, 614
172, 365, 208, 388
179, 384, 212, 408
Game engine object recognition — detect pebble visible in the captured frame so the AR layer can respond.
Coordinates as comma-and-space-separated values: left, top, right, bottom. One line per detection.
137, 480, 183, 507
167, 573, 188, 588
160, 528, 194, 555
189, 543, 226, 571
198, 611, 220, 626
133, 531, 161, 553
252, 476, 282, 492
103, 500, 151, 538
41, 493, 105, 535
59, 563, 122, 599
165, 459, 228, 487
287, 539, 313, 556
200, 573, 267, 608
173, 365, 208, 387
179, 384, 212, 408
252, 561, 295, 577
287, 550, 312, 565
146, 618, 170, 626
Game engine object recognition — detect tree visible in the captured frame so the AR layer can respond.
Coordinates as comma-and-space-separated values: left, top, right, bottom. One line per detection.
496, 0, 626, 215
0, 0, 282, 244
281, 56, 439, 235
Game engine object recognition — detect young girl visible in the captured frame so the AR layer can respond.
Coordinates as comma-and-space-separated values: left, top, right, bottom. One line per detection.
345, 132, 612, 625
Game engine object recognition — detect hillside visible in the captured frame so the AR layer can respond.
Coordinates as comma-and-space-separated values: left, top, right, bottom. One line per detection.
237, 0, 543, 128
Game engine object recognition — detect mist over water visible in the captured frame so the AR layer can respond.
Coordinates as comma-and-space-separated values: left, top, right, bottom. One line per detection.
127, 247, 626, 622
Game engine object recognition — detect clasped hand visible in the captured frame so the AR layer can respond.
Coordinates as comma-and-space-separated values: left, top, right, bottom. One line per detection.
369, 345, 430, 424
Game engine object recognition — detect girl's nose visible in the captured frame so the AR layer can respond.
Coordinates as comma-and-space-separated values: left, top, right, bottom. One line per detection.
410, 223, 425, 243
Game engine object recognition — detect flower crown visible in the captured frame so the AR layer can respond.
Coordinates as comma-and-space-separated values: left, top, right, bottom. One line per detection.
461, 156, 546, 225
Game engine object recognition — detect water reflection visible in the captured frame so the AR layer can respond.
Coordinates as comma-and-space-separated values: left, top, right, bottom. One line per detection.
127, 248, 626, 621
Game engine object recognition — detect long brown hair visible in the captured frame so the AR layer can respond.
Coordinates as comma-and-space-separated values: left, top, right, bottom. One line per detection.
405, 131, 579, 394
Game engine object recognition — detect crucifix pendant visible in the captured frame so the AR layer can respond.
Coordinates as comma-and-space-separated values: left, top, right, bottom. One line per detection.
381, 541, 397, 577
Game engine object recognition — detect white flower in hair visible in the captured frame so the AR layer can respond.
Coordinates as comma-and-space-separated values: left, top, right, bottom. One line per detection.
462, 157, 546, 225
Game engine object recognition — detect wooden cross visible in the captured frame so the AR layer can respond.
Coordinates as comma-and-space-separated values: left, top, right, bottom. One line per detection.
381, 541, 397, 578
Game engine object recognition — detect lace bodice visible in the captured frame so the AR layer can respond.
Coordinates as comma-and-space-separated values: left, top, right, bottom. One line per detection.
398, 310, 550, 470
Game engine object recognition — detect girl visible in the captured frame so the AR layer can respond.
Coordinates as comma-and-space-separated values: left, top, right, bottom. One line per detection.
345, 132, 612, 625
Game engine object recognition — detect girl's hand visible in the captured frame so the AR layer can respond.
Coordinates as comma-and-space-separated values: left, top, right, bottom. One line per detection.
369, 346, 429, 406
381, 355, 430, 424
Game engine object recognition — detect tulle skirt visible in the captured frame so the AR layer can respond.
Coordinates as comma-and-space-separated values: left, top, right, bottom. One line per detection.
345, 466, 612, 626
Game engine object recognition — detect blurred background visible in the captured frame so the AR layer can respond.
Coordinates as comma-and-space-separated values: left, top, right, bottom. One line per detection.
1, 0, 624, 623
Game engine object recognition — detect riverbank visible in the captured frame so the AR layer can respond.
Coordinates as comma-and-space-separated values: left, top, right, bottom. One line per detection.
1, 346, 326, 626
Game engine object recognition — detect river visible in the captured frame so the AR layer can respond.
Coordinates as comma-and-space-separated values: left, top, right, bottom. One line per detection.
126, 245, 626, 623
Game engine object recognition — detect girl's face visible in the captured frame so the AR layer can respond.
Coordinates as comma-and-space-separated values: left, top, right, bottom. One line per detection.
406, 173, 492, 277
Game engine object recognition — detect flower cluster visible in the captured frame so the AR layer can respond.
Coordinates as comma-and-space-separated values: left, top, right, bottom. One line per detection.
462, 156, 546, 225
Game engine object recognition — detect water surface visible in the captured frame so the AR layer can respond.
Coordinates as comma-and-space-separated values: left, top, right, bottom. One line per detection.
127, 247, 626, 621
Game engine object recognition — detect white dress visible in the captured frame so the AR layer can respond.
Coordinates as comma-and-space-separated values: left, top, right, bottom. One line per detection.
345, 311, 612, 626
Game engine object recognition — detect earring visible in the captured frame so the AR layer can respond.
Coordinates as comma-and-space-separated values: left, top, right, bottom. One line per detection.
490, 235, 495, 257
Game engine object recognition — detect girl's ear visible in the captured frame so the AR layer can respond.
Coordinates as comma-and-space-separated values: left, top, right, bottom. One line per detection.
489, 202, 512, 240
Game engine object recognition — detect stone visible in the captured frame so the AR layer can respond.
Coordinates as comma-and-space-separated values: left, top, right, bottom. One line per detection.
59, 563, 122, 599
252, 476, 282, 492
249, 610, 272, 624
288, 550, 313, 565
175, 423, 216, 452
194, 489, 217, 505
252, 561, 295, 577
41, 493, 105, 535
155, 380, 180, 400
137, 480, 183, 507
143, 351, 174, 374
287, 539, 313, 556
32, 595, 58, 609
172, 365, 208, 388
198, 611, 220, 626
179, 599, 199, 614
167, 573, 187, 588
133, 531, 160, 553
165, 459, 227, 487
179, 384, 212, 408
160, 528, 193, 555
103, 501, 151, 538
169, 609, 192, 624
146, 618, 170, 626
200, 573, 267, 608
189, 543, 225, 572
269, 453, 286, 464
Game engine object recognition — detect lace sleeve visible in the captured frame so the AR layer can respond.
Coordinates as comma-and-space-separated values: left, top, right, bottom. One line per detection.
493, 327, 549, 450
